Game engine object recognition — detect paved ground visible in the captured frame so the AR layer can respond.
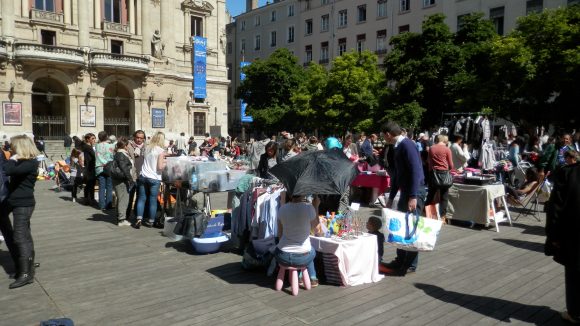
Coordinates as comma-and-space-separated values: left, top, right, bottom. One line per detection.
0, 182, 569, 325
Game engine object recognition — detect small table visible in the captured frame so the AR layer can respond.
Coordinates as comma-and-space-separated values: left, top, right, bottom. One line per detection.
310, 234, 384, 286
447, 183, 512, 232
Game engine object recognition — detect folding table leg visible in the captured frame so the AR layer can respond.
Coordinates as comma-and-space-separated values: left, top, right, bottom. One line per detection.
500, 196, 513, 226
491, 200, 500, 232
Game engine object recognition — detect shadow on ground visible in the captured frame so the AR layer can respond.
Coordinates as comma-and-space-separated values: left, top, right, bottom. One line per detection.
87, 213, 117, 225
414, 283, 560, 325
493, 238, 545, 253
206, 262, 273, 289
511, 222, 546, 236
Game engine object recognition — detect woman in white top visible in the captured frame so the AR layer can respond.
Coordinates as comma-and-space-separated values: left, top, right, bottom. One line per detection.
134, 132, 167, 229
276, 195, 321, 286
450, 134, 470, 172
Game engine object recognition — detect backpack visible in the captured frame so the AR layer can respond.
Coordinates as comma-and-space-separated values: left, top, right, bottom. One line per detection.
104, 160, 125, 180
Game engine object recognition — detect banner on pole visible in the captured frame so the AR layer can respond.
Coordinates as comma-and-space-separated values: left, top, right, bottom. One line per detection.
192, 36, 207, 99
239, 61, 253, 123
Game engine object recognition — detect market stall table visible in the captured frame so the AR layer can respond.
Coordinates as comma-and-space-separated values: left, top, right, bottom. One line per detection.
310, 233, 384, 287
447, 183, 512, 232
351, 173, 390, 194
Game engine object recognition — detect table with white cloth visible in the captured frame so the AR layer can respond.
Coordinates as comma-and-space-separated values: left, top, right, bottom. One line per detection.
309, 233, 384, 286
447, 183, 512, 232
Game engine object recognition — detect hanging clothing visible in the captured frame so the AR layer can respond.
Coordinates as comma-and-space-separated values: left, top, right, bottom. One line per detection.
482, 119, 491, 142
479, 143, 496, 171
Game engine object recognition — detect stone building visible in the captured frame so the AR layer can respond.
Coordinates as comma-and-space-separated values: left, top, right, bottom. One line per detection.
226, 0, 578, 137
0, 0, 230, 143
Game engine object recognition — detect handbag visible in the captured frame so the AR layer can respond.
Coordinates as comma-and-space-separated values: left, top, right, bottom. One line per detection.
431, 169, 453, 188
381, 208, 443, 252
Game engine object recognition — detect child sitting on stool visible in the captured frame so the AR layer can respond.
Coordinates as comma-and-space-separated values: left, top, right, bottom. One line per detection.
366, 216, 385, 262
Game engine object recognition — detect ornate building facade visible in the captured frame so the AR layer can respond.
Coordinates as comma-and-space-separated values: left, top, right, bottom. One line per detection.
0, 0, 229, 141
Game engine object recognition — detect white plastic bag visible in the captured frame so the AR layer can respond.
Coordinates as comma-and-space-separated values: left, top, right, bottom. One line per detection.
381, 208, 443, 252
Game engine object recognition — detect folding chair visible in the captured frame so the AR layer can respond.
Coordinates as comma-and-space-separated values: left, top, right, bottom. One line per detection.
508, 173, 548, 222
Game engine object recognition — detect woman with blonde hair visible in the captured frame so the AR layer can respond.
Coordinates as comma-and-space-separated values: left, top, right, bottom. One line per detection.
134, 132, 167, 229
3, 135, 40, 289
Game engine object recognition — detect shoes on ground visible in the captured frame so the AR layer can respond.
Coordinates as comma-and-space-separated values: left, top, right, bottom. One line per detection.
134, 220, 142, 229
561, 311, 580, 324
71, 198, 76, 203
142, 220, 153, 228
118, 220, 131, 227
299, 278, 319, 288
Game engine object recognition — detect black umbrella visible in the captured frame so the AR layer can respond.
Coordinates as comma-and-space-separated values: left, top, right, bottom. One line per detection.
269, 149, 358, 196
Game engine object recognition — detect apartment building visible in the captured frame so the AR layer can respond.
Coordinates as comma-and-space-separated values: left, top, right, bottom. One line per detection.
226, 0, 577, 137
0, 0, 230, 141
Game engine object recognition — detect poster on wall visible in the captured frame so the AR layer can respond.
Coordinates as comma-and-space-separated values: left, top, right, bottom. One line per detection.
239, 62, 253, 123
3, 102, 22, 126
80, 105, 96, 127
192, 36, 207, 99
152, 108, 165, 128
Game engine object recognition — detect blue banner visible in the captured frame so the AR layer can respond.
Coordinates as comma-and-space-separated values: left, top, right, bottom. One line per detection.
192, 36, 207, 99
239, 61, 253, 123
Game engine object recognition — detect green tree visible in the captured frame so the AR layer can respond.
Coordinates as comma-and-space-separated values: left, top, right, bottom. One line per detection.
235, 49, 305, 132
291, 62, 329, 131
324, 50, 386, 133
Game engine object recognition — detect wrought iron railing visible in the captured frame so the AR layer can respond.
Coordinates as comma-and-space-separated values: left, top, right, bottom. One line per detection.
32, 116, 67, 140
104, 118, 131, 138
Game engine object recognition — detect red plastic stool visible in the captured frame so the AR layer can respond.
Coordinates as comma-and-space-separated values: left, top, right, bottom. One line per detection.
275, 264, 311, 296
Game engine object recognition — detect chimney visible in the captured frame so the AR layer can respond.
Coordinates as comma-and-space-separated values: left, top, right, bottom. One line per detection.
246, 0, 258, 12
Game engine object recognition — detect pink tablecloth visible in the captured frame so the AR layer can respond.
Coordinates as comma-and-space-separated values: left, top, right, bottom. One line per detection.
310, 234, 384, 286
351, 173, 390, 193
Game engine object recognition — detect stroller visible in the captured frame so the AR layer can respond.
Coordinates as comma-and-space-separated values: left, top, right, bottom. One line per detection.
54, 160, 73, 192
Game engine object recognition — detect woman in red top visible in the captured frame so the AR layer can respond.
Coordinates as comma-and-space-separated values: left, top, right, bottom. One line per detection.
425, 134, 454, 222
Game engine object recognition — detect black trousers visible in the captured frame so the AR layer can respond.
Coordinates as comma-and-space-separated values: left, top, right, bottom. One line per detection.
0, 200, 17, 268
393, 188, 426, 273
9, 206, 35, 259
71, 177, 83, 199
84, 178, 96, 201
425, 184, 450, 217
566, 266, 580, 319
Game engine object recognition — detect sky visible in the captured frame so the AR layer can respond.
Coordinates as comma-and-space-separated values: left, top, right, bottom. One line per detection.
226, 0, 268, 18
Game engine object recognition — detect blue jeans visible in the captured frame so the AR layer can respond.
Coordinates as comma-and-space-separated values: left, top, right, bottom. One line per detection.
136, 176, 161, 223
275, 247, 317, 280
97, 173, 113, 209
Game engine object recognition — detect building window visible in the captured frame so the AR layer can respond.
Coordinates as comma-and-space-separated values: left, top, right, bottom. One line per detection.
35, 0, 55, 11
399, 24, 410, 33
377, 0, 387, 18
288, 4, 294, 17
241, 39, 246, 53
271, 10, 277, 22
255, 15, 261, 26
227, 64, 232, 80
241, 20, 246, 31
305, 45, 312, 63
358, 5, 367, 23
305, 0, 311, 10
356, 34, 365, 53
526, 0, 543, 14
228, 87, 232, 104
321, 0, 329, 5
320, 41, 329, 63
287, 26, 295, 43
490, 6, 505, 35
227, 42, 232, 54
305, 19, 313, 35
423, 0, 436, 8
270, 31, 277, 47
41, 30, 56, 46
254, 34, 261, 50
338, 10, 347, 27
400, 0, 410, 13
457, 14, 468, 31
376, 29, 387, 54
191, 16, 203, 37
104, 0, 123, 23
338, 38, 347, 56
111, 40, 123, 54
193, 112, 206, 136
321, 14, 330, 32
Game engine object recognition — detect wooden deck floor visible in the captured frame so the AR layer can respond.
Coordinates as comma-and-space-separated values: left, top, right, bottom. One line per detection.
0, 182, 568, 325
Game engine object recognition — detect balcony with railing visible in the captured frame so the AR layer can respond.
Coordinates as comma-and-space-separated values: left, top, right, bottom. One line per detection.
30, 9, 64, 24
90, 52, 150, 73
14, 43, 84, 65
319, 58, 329, 64
101, 21, 130, 34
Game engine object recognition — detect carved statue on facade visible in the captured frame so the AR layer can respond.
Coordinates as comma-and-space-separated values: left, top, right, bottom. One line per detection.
151, 30, 164, 59
219, 28, 227, 55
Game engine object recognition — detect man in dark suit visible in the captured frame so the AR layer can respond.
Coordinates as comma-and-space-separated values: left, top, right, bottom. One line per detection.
545, 161, 580, 323
382, 121, 426, 276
